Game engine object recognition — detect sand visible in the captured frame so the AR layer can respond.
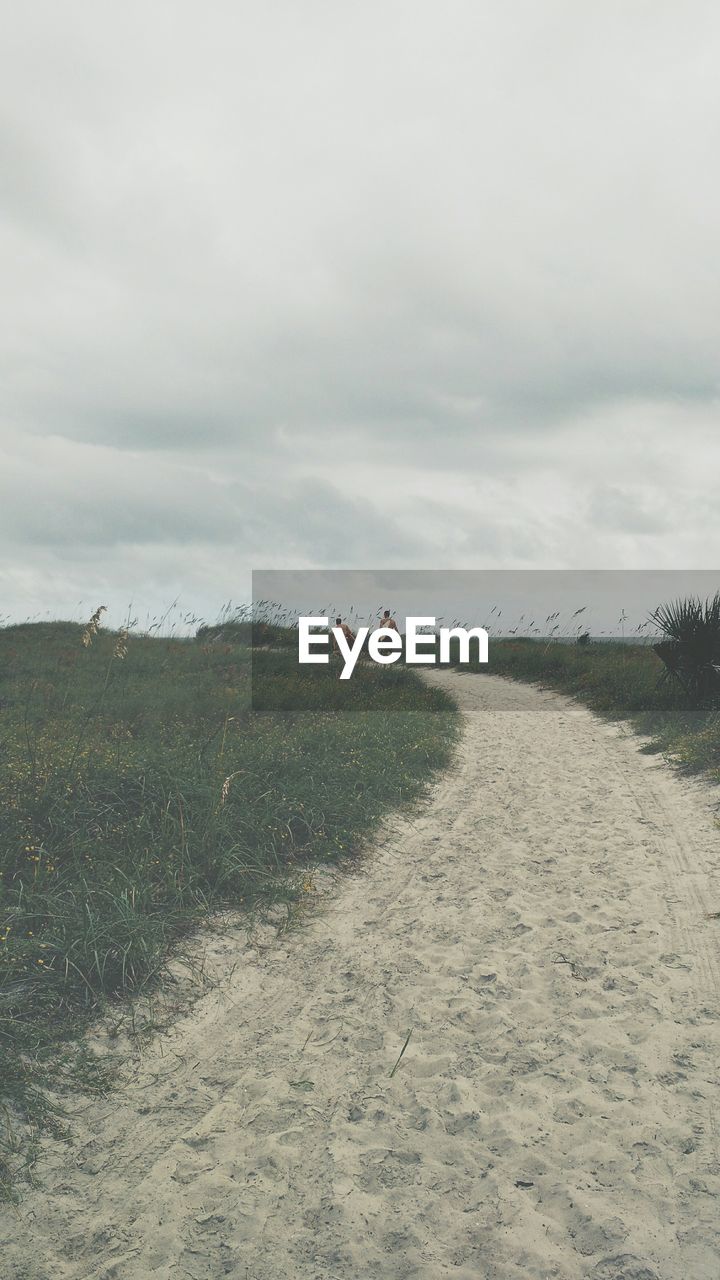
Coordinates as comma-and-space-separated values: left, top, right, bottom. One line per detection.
3, 669, 720, 1279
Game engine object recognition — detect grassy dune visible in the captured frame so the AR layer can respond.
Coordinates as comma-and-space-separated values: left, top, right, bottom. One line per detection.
461, 638, 720, 778
0, 621, 457, 1197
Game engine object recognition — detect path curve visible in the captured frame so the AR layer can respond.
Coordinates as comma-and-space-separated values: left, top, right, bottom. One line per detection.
4, 671, 720, 1280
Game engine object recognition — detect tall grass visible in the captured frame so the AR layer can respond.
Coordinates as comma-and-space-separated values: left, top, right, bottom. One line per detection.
0, 617, 457, 1197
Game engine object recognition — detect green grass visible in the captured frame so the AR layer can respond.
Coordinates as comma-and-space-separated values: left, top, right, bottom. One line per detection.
0, 620, 457, 1197
451, 637, 720, 778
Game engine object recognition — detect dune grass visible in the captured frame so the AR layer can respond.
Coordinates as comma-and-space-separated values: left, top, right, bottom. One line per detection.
0, 620, 457, 1197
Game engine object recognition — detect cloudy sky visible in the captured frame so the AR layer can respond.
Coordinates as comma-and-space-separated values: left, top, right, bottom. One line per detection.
2, 1, 719, 629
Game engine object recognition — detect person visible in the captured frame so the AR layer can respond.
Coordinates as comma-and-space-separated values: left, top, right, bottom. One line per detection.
331, 616, 356, 653
379, 609, 399, 632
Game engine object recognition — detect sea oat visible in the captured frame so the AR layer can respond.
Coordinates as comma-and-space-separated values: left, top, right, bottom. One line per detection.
220, 770, 243, 805
81, 605, 107, 648
114, 627, 129, 660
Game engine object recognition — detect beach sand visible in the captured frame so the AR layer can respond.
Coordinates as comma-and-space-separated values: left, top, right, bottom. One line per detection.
3, 670, 720, 1279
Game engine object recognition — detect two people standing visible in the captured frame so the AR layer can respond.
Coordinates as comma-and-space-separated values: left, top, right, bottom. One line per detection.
331, 608, 398, 656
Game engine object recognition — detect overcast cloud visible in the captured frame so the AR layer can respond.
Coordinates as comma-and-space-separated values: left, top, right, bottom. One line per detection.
2, 0, 719, 627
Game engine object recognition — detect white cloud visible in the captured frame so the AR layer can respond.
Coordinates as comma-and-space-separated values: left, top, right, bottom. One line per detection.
2, 1, 720, 622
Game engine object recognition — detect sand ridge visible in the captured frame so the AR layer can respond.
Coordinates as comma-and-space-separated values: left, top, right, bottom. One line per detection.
3, 670, 720, 1278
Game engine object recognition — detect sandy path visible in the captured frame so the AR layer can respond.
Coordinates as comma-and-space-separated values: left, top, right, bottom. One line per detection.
4, 670, 720, 1280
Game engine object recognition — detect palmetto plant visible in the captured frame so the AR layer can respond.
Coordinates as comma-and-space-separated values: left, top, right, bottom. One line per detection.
650, 593, 720, 698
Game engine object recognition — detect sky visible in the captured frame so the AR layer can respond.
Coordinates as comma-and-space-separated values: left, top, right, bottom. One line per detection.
2, 1, 720, 630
